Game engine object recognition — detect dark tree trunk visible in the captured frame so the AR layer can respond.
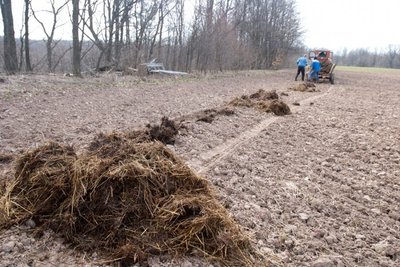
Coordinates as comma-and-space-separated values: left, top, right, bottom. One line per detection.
114, 0, 121, 67
106, 0, 115, 63
24, 0, 32, 71
0, 0, 18, 74
46, 41, 52, 71
72, 0, 81, 76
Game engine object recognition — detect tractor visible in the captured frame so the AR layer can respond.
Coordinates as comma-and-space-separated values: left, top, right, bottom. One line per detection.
307, 50, 336, 84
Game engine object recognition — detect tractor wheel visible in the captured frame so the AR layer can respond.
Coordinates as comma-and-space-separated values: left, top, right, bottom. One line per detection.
329, 73, 335, 84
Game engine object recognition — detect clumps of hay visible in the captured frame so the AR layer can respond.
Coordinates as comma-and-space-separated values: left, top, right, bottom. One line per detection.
0, 137, 262, 266
229, 89, 291, 116
176, 106, 235, 125
263, 100, 292, 116
0, 143, 77, 227
196, 107, 235, 123
290, 82, 317, 92
229, 95, 254, 108
146, 116, 180, 145
249, 89, 279, 100
87, 131, 150, 157
87, 116, 179, 152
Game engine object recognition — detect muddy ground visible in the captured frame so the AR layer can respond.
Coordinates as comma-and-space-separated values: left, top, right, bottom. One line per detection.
0, 69, 399, 266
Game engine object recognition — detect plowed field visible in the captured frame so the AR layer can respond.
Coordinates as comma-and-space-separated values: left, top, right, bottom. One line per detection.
1, 69, 399, 266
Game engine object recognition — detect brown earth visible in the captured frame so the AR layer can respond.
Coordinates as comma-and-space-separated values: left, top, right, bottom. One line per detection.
0, 69, 400, 266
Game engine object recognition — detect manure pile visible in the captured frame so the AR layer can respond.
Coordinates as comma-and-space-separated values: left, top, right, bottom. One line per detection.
0, 89, 289, 266
0, 133, 262, 266
290, 82, 318, 92
194, 107, 235, 123
229, 89, 291, 116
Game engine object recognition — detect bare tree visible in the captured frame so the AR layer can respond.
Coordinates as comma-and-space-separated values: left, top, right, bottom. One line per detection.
82, 0, 133, 69
105, 0, 116, 63
113, 0, 121, 66
182, 0, 302, 72
24, 0, 32, 71
0, 0, 305, 73
148, 0, 174, 61
0, 0, 18, 73
81, 0, 106, 68
132, 0, 158, 66
31, 0, 69, 72
170, 0, 184, 70
117, 0, 137, 66
72, 0, 81, 75
387, 45, 400, 68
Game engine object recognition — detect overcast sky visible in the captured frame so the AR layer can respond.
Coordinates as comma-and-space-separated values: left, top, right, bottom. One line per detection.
296, 0, 400, 52
3, 0, 400, 53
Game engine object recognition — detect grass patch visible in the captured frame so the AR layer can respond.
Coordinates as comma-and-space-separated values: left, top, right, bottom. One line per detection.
336, 66, 400, 73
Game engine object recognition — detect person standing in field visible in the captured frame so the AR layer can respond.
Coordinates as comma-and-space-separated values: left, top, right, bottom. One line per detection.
309, 57, 321, 82
295, 54, 308, 81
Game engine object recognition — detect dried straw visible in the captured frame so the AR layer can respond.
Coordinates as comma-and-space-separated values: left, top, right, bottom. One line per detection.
290, 82, 317, 92
229, 89, 290, 116
0, 136, 264, 266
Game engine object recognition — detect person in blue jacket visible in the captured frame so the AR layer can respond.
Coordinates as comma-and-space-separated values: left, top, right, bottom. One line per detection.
309, 57, 321, 82
295, 54, 308, 81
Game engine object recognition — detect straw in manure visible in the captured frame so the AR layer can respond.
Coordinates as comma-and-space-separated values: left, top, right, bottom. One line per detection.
229, 89, 291, 116
0, 137, 264, 266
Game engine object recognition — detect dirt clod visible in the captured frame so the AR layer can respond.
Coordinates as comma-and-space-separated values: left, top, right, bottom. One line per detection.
147, 116, 179, 144
267, 100, 291, 116
0, 154, 14, 164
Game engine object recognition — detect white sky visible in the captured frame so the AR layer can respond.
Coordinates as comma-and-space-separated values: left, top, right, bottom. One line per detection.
8, 1, 72, 41
296, 0, 400, 52
3, 0, 400, 53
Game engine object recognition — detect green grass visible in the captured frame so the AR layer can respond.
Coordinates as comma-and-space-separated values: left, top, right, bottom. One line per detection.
336, 65, 400, 73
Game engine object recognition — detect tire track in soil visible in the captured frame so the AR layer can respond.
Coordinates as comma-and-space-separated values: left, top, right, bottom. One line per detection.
193, 84, 339, 175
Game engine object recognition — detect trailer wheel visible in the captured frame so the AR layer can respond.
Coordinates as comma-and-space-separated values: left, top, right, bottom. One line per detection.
329, 73, 335, 84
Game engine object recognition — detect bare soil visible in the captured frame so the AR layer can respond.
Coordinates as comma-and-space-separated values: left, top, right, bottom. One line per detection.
0, 69, 399, 266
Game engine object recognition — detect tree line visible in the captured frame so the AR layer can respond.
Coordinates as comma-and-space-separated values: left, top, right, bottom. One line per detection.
0, 0, 301, 75
335, 46, 400, 69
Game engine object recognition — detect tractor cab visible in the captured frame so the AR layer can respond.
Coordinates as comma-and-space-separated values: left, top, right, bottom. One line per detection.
309, 50, 332, 65
308, 49, 336, 84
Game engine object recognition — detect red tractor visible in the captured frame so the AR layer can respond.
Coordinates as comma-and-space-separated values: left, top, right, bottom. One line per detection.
307, 50, 336, 84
